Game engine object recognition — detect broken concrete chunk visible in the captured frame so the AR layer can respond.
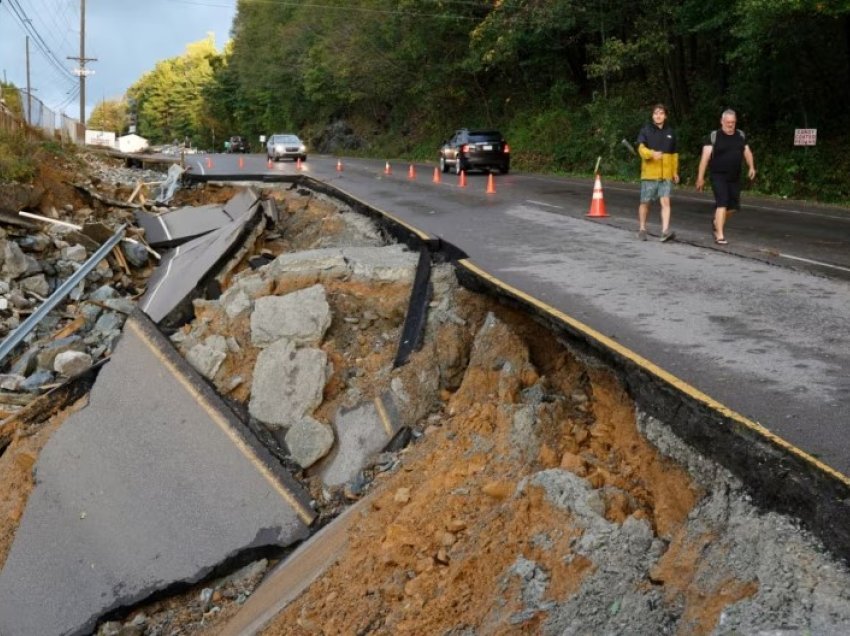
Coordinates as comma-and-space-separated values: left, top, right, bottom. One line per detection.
249, 339, 329, 429
35, 336, 85, 370
61, 244, 88, 262
285, 416, 335, 469
54, 350, 93, 377
186, 336, 228, 380
3, 241, 30, 279
20, 369, 55, 392
250, 284, 331, 348
19, 273, 50, 297
0, 373, 24, 391
316, 395, 401, 487
221, 287, 252, 318
121, 242, 149, 268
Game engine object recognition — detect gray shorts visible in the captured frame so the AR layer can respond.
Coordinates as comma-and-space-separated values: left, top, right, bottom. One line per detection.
640, 179, 673, 203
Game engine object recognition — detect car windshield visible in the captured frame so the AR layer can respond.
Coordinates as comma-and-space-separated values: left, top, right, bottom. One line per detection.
467, 131, 502, 143
272, 135, 300, 144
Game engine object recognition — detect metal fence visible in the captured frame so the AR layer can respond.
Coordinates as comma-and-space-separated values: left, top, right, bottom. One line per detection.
0, 87, 84, 144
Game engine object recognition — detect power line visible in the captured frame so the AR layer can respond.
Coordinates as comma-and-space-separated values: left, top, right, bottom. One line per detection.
2, 0, 77, 85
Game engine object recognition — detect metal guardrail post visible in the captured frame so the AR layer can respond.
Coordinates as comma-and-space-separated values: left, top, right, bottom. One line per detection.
0, 224, 127, 366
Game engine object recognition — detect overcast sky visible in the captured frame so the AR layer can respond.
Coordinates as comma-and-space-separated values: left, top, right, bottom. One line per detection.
0, 0, 236, 120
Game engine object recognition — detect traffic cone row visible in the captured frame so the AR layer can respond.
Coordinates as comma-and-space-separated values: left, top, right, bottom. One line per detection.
586, 173, 608, 217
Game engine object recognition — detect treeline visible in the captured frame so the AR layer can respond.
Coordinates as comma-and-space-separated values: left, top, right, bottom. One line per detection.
115, 0, 850, 202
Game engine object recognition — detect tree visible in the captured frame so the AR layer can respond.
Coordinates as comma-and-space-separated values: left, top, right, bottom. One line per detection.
87, 99, 128, 134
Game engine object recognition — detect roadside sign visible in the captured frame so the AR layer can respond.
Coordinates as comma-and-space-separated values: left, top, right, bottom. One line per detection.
259, 135, 266, 143
794, 129, 817, 146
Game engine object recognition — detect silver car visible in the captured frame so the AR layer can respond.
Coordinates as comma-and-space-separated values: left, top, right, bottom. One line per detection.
266, 134, 307, 162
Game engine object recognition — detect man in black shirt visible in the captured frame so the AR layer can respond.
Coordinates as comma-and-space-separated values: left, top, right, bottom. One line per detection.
696, 109, 756, 245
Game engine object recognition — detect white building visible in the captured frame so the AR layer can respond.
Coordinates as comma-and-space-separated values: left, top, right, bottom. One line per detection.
85, 129, 116, 147
116, 134, 149, 154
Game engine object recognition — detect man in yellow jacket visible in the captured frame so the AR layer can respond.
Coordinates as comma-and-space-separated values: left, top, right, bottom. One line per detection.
636, 104, 680, 241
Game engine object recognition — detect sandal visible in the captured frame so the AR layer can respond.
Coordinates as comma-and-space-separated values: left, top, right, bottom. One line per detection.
715, 237, 728, 245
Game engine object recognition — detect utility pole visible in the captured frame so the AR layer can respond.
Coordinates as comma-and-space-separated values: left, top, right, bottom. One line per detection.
66, 0, 96, 127
26, 36, 31, 123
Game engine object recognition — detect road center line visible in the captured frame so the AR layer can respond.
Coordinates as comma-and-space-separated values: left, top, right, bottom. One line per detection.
768, 252, 850, 274
526, 199, 564, 209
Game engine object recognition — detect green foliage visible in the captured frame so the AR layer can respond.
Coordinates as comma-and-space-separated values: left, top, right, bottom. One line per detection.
125, 0, 850, 204
0, 82, 24, 117
0, 128, 38, 183
127, 35, 220, 146
88, 99, 128, 134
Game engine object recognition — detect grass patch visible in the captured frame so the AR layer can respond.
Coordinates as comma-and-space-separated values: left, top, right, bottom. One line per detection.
0, 128, 38, 183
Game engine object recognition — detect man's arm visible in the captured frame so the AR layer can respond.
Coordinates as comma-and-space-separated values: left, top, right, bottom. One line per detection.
695, 145, 713, 191
672, 152, 680, 184
744, 145, 756, 180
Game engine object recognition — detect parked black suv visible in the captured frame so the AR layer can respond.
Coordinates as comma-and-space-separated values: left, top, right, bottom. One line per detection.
439, 129, 510, 174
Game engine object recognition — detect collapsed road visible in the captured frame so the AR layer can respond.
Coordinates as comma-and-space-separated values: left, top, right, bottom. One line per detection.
0, 151, 849, 634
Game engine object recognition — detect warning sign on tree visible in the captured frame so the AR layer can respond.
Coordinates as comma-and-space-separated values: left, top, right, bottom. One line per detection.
794, 129, 817, 146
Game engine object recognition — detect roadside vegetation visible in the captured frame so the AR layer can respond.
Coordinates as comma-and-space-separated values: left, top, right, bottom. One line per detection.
12, 2, 850, 204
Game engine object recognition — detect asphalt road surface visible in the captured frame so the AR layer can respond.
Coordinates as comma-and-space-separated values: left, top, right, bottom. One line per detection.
188, 152, 850, 478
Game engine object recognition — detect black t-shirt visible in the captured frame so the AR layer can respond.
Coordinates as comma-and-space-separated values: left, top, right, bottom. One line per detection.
705, 130, 747, 179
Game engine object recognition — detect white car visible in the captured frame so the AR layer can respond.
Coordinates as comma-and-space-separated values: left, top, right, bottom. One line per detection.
266, 134, 307, 162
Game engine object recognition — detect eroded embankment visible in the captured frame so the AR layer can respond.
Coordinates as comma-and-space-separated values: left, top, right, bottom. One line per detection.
3, 173, 850, 635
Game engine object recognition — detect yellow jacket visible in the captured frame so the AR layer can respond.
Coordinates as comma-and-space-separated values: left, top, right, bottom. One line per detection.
638, 144, 679, 180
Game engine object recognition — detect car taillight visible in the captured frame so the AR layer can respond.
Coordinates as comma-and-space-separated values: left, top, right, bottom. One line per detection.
503, 143, 510, 154
461, 144, 469, 152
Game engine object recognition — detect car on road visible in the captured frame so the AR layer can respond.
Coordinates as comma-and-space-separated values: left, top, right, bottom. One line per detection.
226, 135, 249, 153
439, 129, 510, 175
266, 134, 307, 162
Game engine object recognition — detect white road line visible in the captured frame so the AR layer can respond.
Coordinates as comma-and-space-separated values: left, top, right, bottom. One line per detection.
141, 245, 180, 313
526, 199, 564, 209
195, 159, 206, 175
157, 215, 173, 241
769, 252, 850, 274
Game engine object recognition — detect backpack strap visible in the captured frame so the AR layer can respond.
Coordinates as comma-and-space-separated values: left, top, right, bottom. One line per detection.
711, 129, 746, 147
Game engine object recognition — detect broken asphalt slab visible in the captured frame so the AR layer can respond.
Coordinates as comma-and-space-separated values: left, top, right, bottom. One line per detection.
0, 310, 314, 636
135, 188, 261, 248
139, 189, 266, 326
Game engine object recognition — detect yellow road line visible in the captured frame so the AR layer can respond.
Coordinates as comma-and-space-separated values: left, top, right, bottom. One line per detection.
128, 319, 316, 524
458, 258, 850, 488
374, 395, 395, 438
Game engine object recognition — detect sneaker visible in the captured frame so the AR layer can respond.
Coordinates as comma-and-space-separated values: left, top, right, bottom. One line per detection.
660, 230, 676, 242
638, 229, 647, 241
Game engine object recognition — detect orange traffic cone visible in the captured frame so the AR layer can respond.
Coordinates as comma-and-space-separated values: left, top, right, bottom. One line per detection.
384, 161, 392, 175
206, 157, 213, 169
433, 167, 441, 184
296, 157, 302, 170
408, 164, 416, 180
486, 173, 496, 194
238, 156, 245, 169
586, 174, 608, 217
336, 159, 343, 172
459, 170, 467, 187
267, 157, 273, 168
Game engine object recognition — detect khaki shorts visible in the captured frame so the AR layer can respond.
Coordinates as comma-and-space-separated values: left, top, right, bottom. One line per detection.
640, 179, 673, 203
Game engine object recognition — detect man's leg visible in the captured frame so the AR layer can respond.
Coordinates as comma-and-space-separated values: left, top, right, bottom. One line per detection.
659, 196, 671, 234
714, 207, 727, 239
638, 202, 649, 231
